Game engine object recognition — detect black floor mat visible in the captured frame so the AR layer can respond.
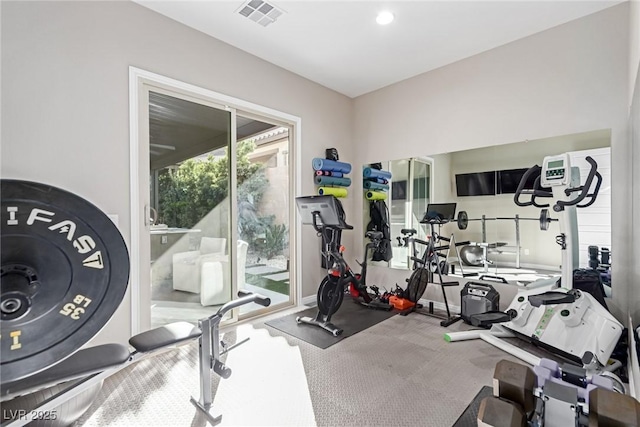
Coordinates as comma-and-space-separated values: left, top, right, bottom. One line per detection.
452, 385, 493, 427
265, 297, 396, 349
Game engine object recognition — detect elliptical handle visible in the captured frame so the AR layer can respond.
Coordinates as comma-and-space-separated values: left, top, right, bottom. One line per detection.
530, 176, 552, 208
576, 171, 602, 209
514, 165, 548, 207
554, 156, 599, 212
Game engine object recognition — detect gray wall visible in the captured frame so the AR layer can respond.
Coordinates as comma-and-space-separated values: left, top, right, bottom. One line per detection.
1, 1, 353, 345
630, 0, 640, 324
353, 4, 632, 319
630, 0, 640, 107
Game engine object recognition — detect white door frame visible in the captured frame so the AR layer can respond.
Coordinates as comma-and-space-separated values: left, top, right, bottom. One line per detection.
129, 67, 302, 335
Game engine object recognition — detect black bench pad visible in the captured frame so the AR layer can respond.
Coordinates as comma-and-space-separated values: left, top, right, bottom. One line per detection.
1, 343, 130, 401
129, 321, 201, 353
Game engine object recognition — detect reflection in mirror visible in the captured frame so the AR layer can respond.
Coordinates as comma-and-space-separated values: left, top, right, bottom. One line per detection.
384, 158, 434, 269
366, 129, 612, 293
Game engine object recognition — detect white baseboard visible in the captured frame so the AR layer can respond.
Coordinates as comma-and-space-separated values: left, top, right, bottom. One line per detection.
301, 295, 316, 306
301, 295, 460, 313
418, 298, 461, 314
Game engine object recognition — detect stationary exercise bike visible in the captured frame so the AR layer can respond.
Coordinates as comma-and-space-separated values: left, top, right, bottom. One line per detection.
401, 203, 465, 327
295, 195, 391, 336
445, 154, 623, 375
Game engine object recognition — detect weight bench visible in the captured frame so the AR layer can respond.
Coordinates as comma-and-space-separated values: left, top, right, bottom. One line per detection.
1, 290, 269, 427
1, 322, 202, 427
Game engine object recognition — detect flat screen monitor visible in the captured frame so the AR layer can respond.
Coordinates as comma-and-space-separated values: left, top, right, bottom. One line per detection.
455, 172, 496, 196
295, 195, 342, 226
391, 180, 407, 200
497, 168, 546, 194
422, 203, 457, 223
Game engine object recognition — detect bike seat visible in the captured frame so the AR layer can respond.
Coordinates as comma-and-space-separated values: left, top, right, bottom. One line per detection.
366, 231, 383, 241
401, 228, 417, 235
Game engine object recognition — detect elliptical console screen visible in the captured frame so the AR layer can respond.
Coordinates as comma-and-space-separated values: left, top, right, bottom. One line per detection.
541, 153, 572, 187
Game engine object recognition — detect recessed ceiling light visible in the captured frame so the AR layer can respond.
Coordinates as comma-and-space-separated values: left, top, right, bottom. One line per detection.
376, 11, 394, 26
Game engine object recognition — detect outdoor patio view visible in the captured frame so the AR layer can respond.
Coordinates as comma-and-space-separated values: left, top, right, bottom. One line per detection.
150, 124, 290, 326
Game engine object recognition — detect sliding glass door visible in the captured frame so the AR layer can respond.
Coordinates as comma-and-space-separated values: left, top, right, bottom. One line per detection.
234, 118, 292, 318
147, 90, 233, 328
134, 70, 298, 333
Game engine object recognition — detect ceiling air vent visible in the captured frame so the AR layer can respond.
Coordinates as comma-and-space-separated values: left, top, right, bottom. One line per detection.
237, 0, 285, 27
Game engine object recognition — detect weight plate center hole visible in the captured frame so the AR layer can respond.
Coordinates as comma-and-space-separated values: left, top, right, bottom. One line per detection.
0, 292, 31, 320
1, 297, 22, 314
1, 264, 40, 294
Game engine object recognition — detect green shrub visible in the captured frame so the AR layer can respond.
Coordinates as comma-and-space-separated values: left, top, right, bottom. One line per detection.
264, 223, 287, 259
158, 141, 268, 229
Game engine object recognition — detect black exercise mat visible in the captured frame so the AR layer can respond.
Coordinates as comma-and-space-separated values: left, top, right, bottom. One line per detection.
452, 385, 493, 427
265, 298, 396, 349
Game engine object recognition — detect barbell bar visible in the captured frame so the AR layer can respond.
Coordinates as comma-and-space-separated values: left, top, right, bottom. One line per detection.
456, 208, 557, 232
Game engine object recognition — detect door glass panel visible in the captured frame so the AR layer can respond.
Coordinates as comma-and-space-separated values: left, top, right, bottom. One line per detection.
149, 91, 231, 328
389, 159, 410, 269
411, 160, 431, 230
236, 122, 292, 317
387, 158, 432, 269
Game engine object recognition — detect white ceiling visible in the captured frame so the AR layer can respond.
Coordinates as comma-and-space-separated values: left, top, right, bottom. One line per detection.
135, 0, 622, 98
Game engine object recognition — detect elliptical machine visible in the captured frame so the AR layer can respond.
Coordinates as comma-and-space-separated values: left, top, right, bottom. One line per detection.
445, 154, 623, 375
295, 195, 391, 337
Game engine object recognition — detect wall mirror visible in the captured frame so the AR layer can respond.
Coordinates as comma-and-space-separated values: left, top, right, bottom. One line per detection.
363, 129, 612, 292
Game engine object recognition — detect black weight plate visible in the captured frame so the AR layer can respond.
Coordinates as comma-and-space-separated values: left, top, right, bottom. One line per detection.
457, 211, 469, 230
317, 276, 343, 316
539, 208, 550, 231
1, 180, 130, 384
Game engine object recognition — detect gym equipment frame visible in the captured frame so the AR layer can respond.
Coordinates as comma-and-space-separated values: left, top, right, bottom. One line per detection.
477, 358, 637, 426
445, 155, 622, 376
295, 195, 391, 337
456, 209, 558, 270
401, 203, 463, 327
191, 291, 270, 425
